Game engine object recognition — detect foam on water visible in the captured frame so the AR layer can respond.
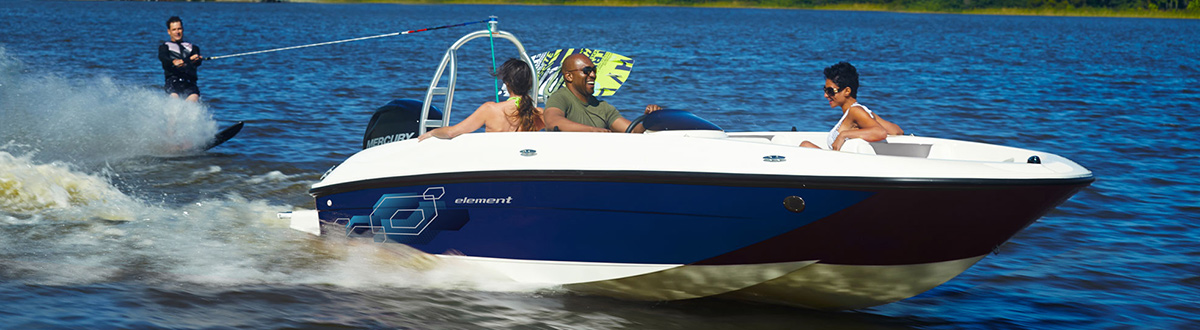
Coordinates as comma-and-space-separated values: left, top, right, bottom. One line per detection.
0, 164, 538, 294
0, 47, 217, 162
246, 170, 304, 184
0, 153, 538, 295
0, 151, 140, 218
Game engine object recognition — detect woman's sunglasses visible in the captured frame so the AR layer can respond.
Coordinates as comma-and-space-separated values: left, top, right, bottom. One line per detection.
824, 86, 841, 97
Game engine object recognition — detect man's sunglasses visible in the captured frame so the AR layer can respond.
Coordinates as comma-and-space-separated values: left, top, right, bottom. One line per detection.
570, 66, 597, 75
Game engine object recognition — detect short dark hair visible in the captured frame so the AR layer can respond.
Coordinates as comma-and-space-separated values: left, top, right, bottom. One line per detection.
824, 62, 859, 99
167, 16, 182, 28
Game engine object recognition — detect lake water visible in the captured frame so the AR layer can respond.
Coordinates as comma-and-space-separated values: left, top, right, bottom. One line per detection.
2, 1, 1198, 329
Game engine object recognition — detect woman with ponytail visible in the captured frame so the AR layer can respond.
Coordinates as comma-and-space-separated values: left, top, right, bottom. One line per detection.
418, 58, 544, 141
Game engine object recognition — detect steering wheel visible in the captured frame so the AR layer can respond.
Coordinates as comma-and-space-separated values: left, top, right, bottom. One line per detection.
625, 114, 649, 133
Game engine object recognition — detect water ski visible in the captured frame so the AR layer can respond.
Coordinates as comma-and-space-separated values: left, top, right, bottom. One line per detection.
500, 48, 635, 99
203, 121, 244, 151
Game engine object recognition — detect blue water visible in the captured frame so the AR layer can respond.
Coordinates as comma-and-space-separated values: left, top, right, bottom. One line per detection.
2, 1, 1198, 329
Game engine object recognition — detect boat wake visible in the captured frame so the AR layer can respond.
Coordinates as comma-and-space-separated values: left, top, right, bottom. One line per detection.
0, 150, 140, 220
0, 150, 543, 294
0, 47, 538, 295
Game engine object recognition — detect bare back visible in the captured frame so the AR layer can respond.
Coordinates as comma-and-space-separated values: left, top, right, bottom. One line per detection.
418, 98, 544, 141
480, 100, 544, 132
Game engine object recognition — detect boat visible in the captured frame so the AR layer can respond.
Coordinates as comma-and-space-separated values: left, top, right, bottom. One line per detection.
284, 20, 1094, 310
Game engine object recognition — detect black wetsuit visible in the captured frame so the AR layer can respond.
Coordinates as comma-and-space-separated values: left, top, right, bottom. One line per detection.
158, 41, 202, 96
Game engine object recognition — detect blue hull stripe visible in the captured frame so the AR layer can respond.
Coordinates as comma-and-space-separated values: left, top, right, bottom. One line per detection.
318, 181, 872, 264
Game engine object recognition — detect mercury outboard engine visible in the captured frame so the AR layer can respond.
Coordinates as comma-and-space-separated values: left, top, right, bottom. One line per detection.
362, 99, 443, 149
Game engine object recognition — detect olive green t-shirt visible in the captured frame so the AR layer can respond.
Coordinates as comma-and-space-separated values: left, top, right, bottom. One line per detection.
546, 88, 622, 130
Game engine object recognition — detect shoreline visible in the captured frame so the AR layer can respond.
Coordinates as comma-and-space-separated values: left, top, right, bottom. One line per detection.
288, 0, 1200, 20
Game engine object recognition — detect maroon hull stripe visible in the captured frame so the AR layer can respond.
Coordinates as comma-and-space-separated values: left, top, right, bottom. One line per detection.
694, 182, 1091, 266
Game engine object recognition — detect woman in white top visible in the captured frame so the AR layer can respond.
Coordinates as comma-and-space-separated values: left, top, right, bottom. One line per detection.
801, 62, 903, 150
419, 58, 545, 141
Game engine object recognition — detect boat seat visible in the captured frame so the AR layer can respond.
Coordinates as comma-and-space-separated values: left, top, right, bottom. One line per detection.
768, 134, 806, 146
840, 138, 877, 155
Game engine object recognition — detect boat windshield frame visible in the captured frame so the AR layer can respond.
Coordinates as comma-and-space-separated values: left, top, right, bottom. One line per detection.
419, 19, 538, 135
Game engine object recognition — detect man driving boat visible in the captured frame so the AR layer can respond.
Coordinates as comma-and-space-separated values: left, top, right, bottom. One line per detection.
543, 54, 660, 132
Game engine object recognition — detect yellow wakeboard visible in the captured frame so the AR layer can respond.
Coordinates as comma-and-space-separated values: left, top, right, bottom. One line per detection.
500, 49, 634, 100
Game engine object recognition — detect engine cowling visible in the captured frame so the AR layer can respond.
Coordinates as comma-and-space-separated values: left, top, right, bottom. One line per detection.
362, 99, 443, 149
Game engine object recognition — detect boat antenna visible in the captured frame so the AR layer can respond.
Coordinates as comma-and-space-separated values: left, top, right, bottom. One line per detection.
206, 18, 494, 61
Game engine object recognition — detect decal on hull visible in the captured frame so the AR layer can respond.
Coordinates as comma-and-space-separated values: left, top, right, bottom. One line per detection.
345, 187, 471, 244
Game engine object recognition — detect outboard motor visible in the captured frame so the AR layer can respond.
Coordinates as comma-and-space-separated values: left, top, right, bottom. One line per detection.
362, 99, 443, 149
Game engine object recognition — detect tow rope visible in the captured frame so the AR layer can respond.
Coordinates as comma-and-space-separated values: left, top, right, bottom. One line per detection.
206, 18, 494, 61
